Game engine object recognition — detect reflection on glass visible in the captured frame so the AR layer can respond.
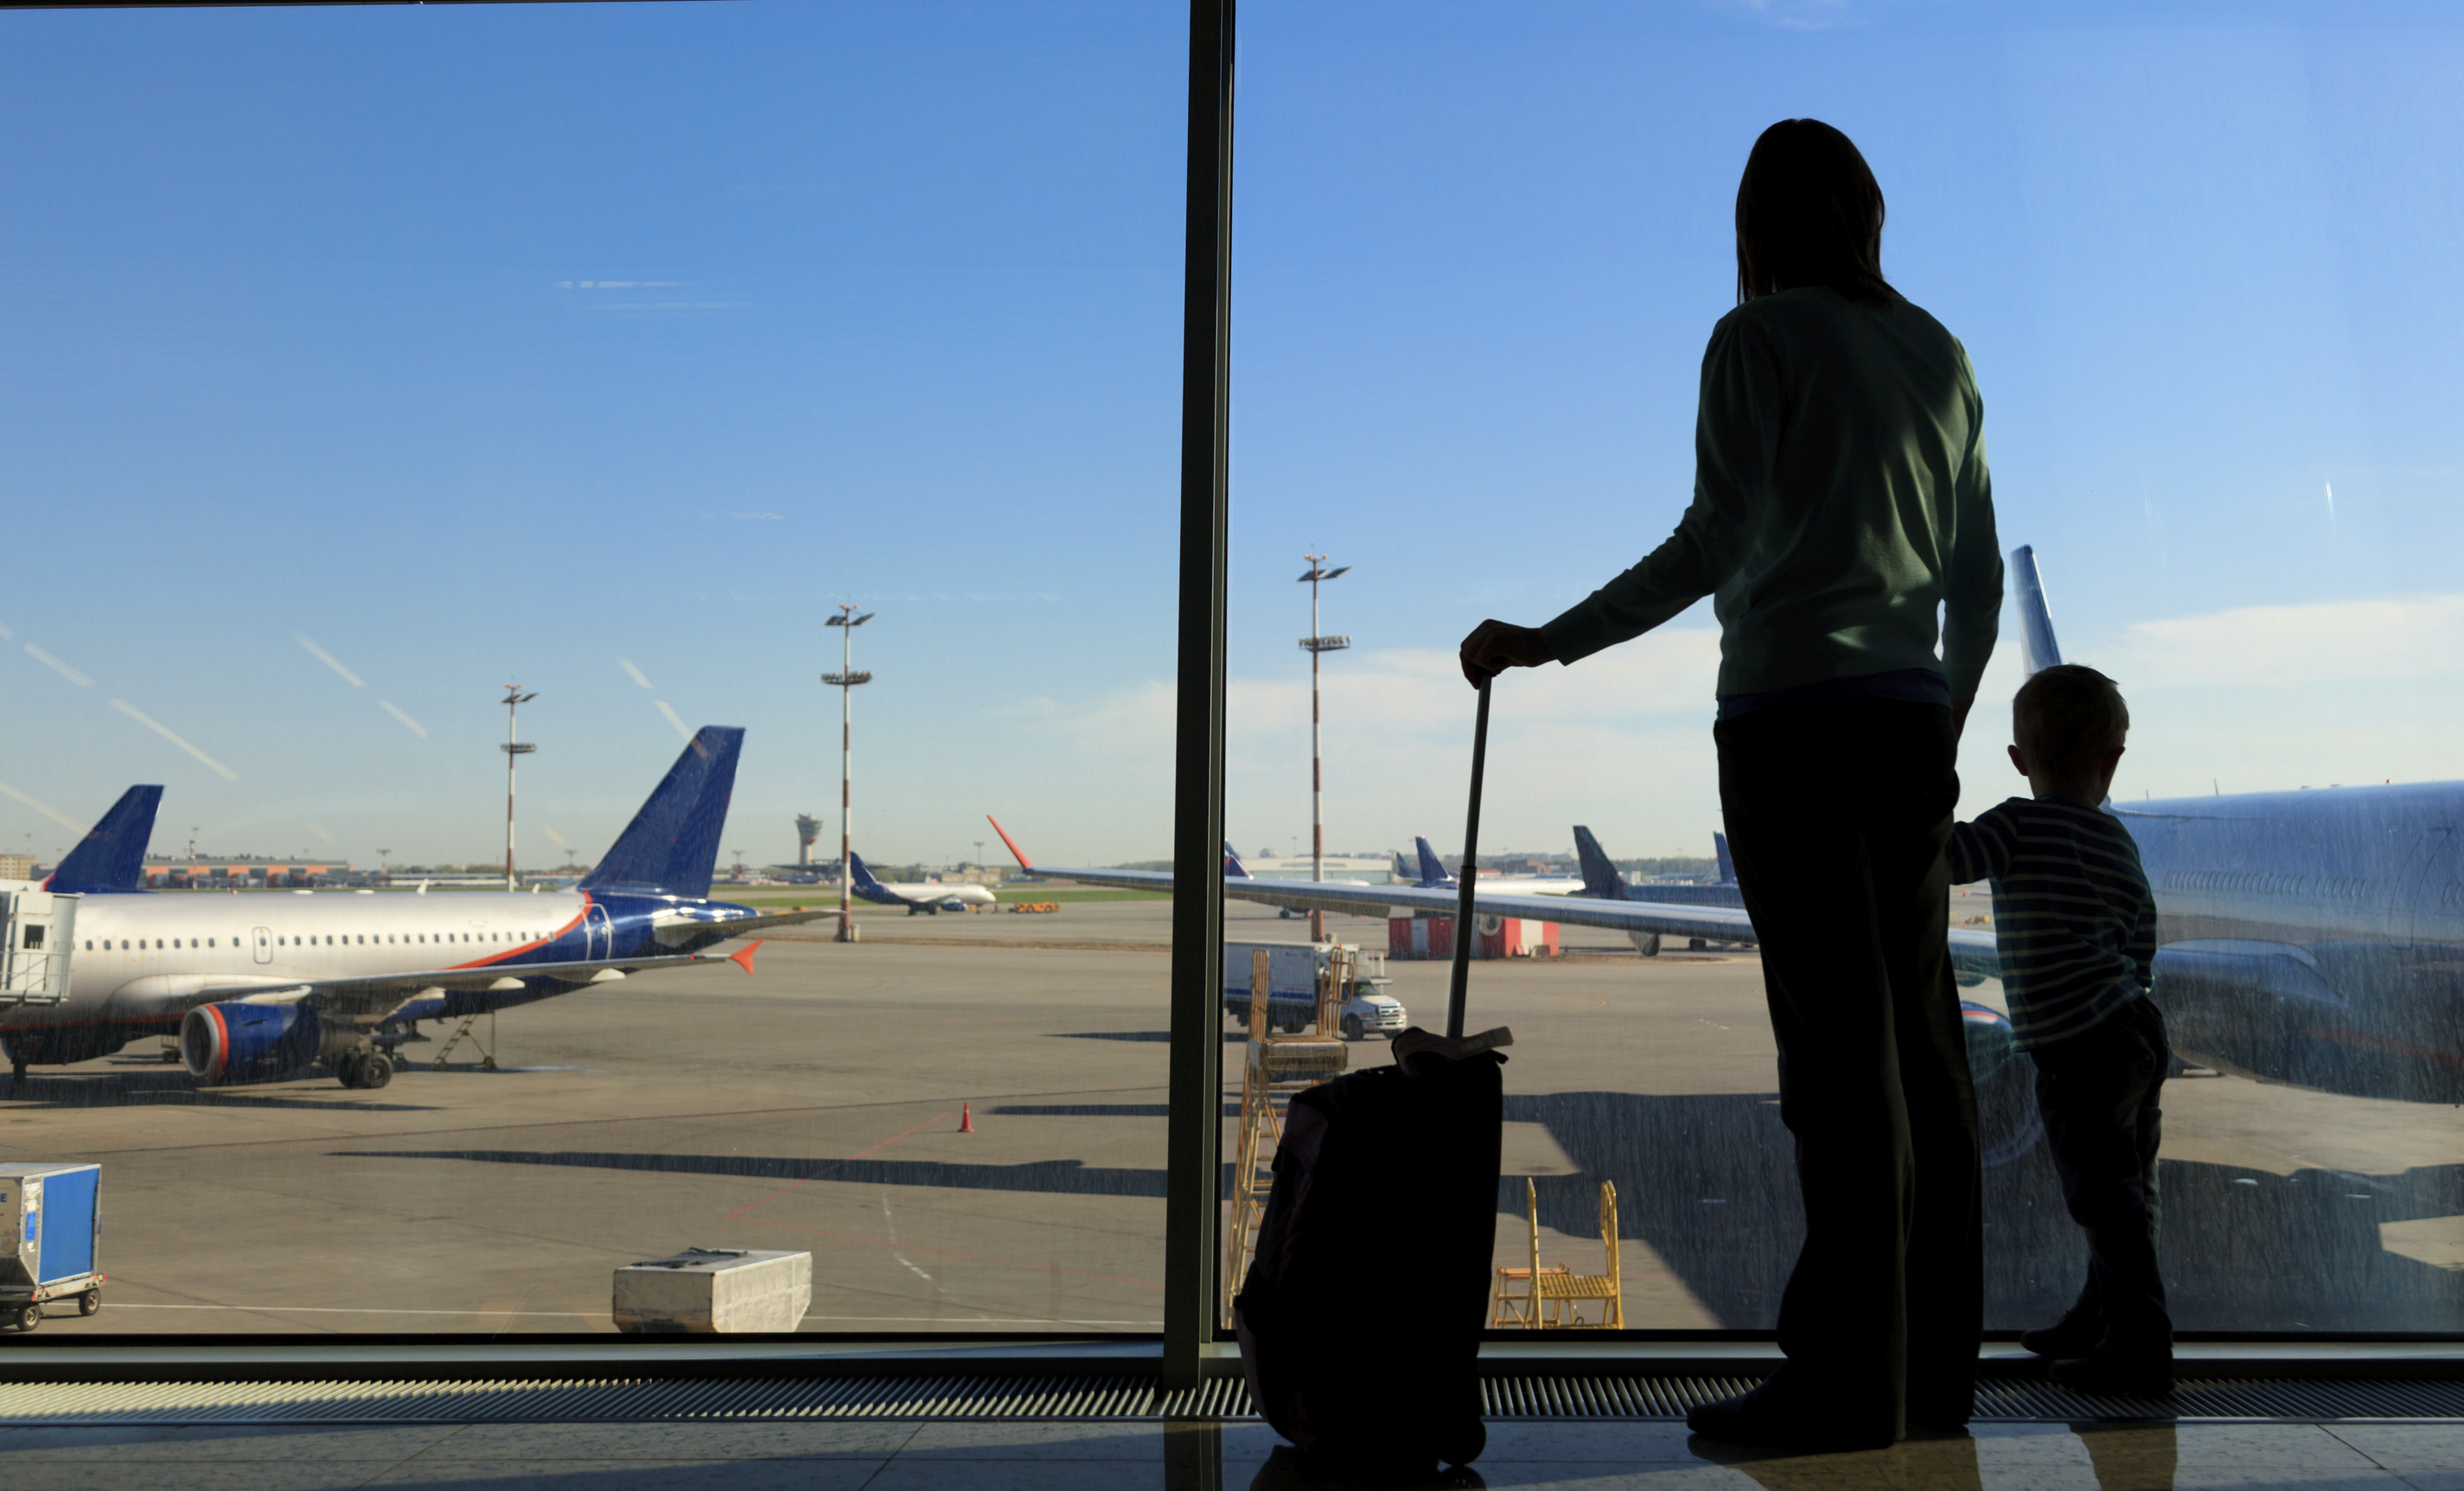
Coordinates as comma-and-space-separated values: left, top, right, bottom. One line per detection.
0, 1, 1184, 1334
1230, 1, 2464, 1335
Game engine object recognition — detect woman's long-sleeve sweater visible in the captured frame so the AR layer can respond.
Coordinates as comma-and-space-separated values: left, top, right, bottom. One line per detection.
1540, 285, 2002, 706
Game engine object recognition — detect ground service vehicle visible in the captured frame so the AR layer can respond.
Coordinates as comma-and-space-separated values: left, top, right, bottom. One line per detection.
1221, 941, 1407, 1040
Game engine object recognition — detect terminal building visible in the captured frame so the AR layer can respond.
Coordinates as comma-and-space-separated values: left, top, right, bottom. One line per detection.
135, 855, 359, 889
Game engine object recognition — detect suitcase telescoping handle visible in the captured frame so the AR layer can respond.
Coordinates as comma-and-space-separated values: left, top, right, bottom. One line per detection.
1446, 680, 1491, 1040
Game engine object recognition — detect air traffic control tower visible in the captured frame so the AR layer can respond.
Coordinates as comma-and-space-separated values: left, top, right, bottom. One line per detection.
795, 814, 822, 867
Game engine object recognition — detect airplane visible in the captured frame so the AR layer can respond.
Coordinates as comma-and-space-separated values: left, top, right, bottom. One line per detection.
2, 727, 831, 1091
1572, 827, 1745, 912
1216, 842, 1376, 919
846, 852, 997, 914
1997, 545, 2464, 1105
1395, 836, 1586, 896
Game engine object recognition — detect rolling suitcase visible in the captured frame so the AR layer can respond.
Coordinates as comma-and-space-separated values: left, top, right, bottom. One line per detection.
1233, 1029, 1508, 1469
1235, 682, 1511, 1471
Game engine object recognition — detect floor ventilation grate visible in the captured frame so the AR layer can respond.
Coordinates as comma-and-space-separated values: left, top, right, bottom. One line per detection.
0, 1373, 2454, 1425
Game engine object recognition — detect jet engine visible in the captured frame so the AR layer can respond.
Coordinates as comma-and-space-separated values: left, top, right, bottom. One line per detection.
181, 1001, 349, 1085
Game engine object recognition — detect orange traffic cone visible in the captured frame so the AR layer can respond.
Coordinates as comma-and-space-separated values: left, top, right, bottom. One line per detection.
958, 1102, 975, 1134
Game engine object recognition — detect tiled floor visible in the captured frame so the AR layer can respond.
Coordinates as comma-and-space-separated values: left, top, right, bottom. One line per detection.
0, 1418, 2455, 1490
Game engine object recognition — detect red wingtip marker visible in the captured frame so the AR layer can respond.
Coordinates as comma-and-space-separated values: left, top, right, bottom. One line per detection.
728, 939, 763, 975
958, 1101, 975, 1134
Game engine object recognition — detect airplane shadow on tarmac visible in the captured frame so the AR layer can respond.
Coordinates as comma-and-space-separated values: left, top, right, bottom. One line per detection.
335, 1149, 1178, 1199
1503, 1091, 2464, 1334
0, 1065, 441, 1113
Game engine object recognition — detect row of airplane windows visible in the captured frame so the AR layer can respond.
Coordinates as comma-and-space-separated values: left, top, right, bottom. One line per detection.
87, 931, 551, 951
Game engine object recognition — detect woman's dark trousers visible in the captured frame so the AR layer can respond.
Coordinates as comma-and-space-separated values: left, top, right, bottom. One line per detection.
1715, 698, 1983, 1437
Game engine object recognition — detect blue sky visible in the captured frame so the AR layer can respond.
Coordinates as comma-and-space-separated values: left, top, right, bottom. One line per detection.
4, 2, 2459, 871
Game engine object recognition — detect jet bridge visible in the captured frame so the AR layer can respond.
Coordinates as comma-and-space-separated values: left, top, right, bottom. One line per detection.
0, 883, 76, 1011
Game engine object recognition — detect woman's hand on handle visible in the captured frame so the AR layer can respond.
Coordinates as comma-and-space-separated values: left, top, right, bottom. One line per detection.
1459, 620, 1554, 688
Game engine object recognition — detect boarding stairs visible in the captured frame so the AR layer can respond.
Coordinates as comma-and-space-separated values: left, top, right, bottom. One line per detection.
0, 885, 76, 1013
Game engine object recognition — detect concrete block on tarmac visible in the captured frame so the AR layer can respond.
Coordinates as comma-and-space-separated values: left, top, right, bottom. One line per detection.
613, 1248, 812, 1334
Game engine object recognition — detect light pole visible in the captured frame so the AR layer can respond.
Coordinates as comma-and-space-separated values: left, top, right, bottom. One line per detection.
823, 605, 875, 943
1298, 554, 1351, 943
376, 848, 391, 889
499, 685, 538, 893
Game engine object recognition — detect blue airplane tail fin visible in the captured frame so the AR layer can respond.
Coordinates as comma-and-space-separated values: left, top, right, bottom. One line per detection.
578, 726, 743, 899
847, 851, 888, 892
2012, 544, 2064, 678
1572, 825, 1629, 901
1391, 849, 1414, 881
1222, 841, 1251, 879
1414, 836, 1451, 886
1713, 832, 1737, 885
45, 785, 163, 893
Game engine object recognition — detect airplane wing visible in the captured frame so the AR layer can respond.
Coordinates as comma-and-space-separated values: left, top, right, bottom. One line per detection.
1047, 861, 1759, 943
987, 815, 2008, 976
124, 947, 766, 1027
653, 906, 841, 942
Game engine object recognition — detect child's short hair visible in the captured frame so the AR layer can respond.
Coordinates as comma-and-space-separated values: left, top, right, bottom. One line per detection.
2014, 664, 2129, 774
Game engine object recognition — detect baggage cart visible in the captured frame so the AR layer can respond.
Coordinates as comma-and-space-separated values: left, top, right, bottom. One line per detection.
1, 1163, 105, 1332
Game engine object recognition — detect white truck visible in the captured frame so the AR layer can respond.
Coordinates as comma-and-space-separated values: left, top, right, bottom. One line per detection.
1221, 941, 1408, 1041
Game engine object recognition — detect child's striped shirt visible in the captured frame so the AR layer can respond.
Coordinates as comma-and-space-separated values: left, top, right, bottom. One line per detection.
1947, 796, 2156, 1049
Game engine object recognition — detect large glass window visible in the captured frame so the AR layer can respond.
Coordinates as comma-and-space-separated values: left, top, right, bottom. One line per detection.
1228, 2, 2463, 1334
0, 2, 1185, 1334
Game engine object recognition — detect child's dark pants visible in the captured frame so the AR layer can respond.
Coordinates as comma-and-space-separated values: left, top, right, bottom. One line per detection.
2033, 995, 2173, 1358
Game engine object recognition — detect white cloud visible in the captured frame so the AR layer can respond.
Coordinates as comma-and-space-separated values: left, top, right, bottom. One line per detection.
620, 658, 654, 689
654, 700, 694, 741
2108, 593, 2464, 688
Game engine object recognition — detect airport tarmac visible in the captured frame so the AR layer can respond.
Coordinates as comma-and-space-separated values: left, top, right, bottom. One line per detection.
0, 898, 2455, 1336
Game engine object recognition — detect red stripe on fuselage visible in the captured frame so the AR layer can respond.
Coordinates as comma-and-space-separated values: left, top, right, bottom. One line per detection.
442, 893, 591, 970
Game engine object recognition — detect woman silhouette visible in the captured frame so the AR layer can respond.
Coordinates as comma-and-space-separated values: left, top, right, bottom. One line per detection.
1461, 118, 2001, 1451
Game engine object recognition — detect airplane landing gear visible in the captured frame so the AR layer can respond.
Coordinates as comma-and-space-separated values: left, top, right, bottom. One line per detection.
335, 1051, 394, 1091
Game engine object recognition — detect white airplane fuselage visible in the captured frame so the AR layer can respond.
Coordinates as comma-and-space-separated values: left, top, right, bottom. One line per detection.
868, 880, 996, 910
23, 890, 597, 1039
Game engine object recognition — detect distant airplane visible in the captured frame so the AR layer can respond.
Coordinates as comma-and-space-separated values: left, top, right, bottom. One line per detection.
1572, 828, 1744, 912
847, 852, 997, 914
1395, 836, 1585, 895
3, 728, 828, 1091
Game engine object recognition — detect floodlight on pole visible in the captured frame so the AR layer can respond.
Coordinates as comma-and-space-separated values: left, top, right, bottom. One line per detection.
499, 685, 538, 892
823, 605, 875, 943
1298, 554, 1352, 943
